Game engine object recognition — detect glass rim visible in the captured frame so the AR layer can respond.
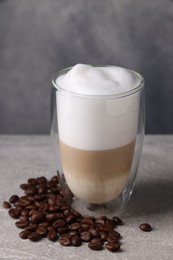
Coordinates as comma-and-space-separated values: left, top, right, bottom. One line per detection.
52, 65, 144, 99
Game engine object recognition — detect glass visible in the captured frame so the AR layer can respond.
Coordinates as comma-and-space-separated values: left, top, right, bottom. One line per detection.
50, 65, 145, 216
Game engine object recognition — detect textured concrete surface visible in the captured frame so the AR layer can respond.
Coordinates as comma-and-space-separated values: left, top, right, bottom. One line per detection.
0, 0, 173, 134
0, 135, 173, 260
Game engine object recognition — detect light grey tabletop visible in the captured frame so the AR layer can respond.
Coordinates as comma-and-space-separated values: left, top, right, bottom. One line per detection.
0, 135, 173, 260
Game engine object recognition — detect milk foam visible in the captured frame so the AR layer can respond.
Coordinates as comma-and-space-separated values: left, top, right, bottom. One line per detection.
56, 64, 141, 150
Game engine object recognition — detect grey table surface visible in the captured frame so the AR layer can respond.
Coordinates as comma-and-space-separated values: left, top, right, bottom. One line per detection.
0, 135, 173, 260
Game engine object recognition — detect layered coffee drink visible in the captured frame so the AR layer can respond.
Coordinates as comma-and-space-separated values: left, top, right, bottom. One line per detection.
56, 64, 141, 204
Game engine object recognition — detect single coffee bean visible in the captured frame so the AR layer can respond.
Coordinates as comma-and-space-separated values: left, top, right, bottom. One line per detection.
96, 216, 107, 222
25, 224, 37, 231
95, 219, 105, 225
69, 222, 81, 230
91, 237, 103, 244
81, 218, 94, 225
18, 199, 30, 207
25, 187, 38, 196
45, 213, 57, 223
81, 223, 91, 231
38, 222, 49, 228
105, 242, 120, 252
28, 232, 41, 241
66, 214, 76, 224
139, 223, 152, 232
47, 198, 56, 206
8, 208, 21, 219
39, 203, 49, 212
89, 228, 100, 237
112, 216, 123, 226
9, 195, 19, 204
3, 201, 11, 209
80, 231, 92, 242
37, 184, 47, 194
20, 183, 29, 190
55, 213, 64, 219
107, 236, 119, 243
20, 216, 29, 221
108, 230, 121, 240
71, 235, 82, 247
61, 233, 72, 239
47, 229, 58, 241
71, 210, 82, 219
21, 209, 29, 217
53, 219, 66, 229
51, 176, 59, 183
15, 220, 29, 228
69, 230, 79, 236
37, 176, 47, 184
47, 226, 55, 231
15, 205, 23, 211
36, 226, 47, 237
99, 231, 108, 241
88, 241, 103, 251
31, 212, 44, 224
48, 205, 59, 213
26, 196, 35, 202
106, 219, 115, 228
58, 237, 71, 246
99, 224, 113, 232
58, 227, 69, 235
27, 178, 38, 185
63, 209, 72, 217
19, 229, 31, 239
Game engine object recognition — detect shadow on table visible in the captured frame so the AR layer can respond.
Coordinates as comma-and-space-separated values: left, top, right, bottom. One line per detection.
126, 178, 173, 217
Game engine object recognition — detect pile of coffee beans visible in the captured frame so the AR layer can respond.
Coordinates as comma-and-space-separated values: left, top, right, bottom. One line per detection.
3, 175, 152, 253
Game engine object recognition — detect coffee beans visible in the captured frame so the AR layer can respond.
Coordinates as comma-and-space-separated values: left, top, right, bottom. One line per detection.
3, 201, 11, 209
139, 223, 152, 232
3, 175, 153, 253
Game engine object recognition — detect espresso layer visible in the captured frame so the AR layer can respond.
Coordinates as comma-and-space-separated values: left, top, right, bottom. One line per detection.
60, 140, 135, 204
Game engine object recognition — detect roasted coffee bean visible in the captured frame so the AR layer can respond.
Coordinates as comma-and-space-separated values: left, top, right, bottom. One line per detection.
48, 205, 59, 213
96, 216, 107, 221
31, 212, 44, 224
58, 227, 69, 235
89, 228, 99, 237
9, 195, 19, 204
80, 231, 92, 242
25, 205, 37, 211
27, 178, 38, 185
45, 213, 57, 223
39, 203, 49, 212
47, 226, 55, 231
3, 201, 11, 208
63, 209, 71, 217
69, 230, 79, 236
59, 237, 71, 246
25, 187, 38, 196
105, 242, 120, 252
47, 229, 57, 241
99, 231, 108, 241
19, 199, 30, 207
37, 176, 47, 184
26, 196, 35, 202
71, 235, 82, 246
20, 216, 29, 222
106, 219, 115, 228
69, 222, 81, 230
107, 236, 119, 243
25, 224, 37, 231
51, 176, 59, 183
91, 237, 103, 244
81, 218, 94, 225
14, 200, 20, 207
34, 194, 46, 201
95, 219, 105, 225
20, 195, 28, 200
112, 216, 123, 226
21, 209, 29, 216
19, 229, 31, 239
8, 208, 21, 219
61, 233, 72, 239
36, 226, 47, 237
81, 223, 91, 231
108, 230, 121, 240
53, 219, 66, 229
37, 184, 47, 194
15, 205, 23, 211
28, 232, 41, 241
66, 214, 76, 224
15, 220, 29, 228
20, 183, 29, 190
38, 222, 49, 228
55, 213, 64, 219
47, 198, 56, 206
139, 223, 152, 232
88, 241, 103, 250
99, 224, 113, 232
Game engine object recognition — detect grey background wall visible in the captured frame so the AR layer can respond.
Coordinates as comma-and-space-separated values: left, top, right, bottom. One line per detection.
0, 0, 173, 134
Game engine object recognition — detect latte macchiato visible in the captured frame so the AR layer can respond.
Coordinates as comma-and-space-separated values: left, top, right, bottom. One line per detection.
56, 64, 141, 204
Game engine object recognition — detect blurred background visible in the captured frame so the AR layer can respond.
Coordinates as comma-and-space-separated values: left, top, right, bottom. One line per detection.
0, 0, 173, 134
